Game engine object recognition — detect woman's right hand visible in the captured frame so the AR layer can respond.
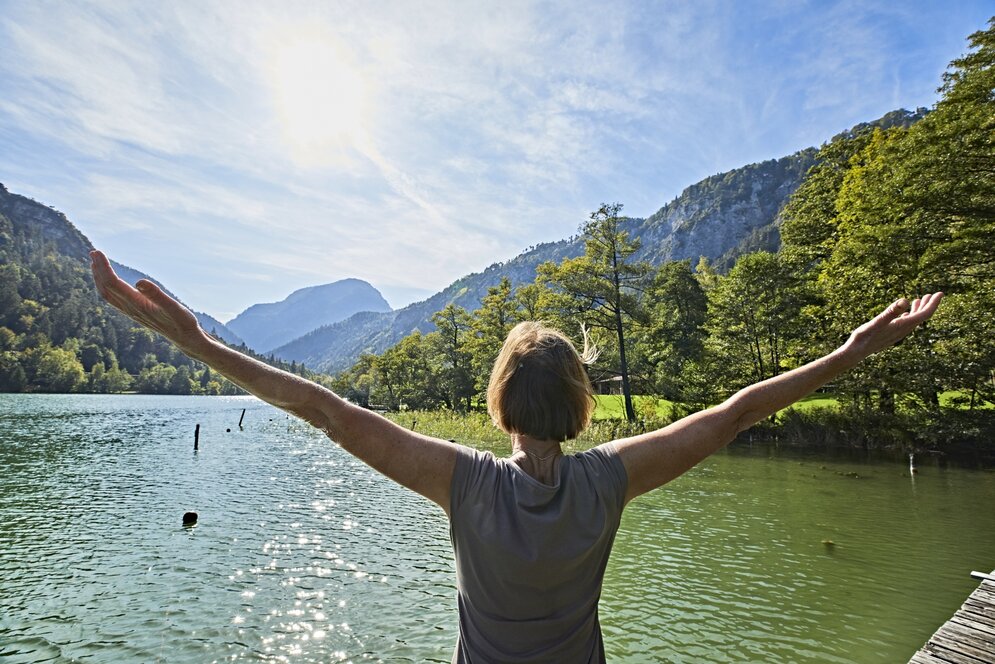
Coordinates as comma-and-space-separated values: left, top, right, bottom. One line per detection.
90, 250, 207, 355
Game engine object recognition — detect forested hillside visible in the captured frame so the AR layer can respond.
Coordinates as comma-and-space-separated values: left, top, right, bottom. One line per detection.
0, 184, 324, 394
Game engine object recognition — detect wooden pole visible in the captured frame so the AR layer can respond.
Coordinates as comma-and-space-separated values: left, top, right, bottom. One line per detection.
194, 423, 200, 451
238, 408, 246, 428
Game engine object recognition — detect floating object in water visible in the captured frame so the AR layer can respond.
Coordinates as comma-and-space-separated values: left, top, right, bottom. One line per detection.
182, 511, 198, 526
822, 539, 835, 547
194, 423, 200, 451
226, 428, 231, 433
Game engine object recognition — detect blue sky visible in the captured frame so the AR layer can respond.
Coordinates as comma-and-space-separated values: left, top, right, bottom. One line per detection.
0, 1, 990, 321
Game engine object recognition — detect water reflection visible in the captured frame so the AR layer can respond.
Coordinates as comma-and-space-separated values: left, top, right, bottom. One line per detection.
1, 395, 993, 663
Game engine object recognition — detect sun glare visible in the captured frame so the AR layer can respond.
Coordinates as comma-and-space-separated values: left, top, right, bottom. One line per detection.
268, 33, 370, 166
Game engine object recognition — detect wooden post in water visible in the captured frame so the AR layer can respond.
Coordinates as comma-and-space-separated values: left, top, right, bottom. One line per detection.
194, 423, 200, 451
238, 408, 246, 429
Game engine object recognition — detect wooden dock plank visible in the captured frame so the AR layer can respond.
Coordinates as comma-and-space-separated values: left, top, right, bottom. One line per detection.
932, 625, 995, 660
922, 642, 990, 664
952, 615, 995, 638
911, 650, 956, 664
963, 600, 995, 622
911, 569, 995, 664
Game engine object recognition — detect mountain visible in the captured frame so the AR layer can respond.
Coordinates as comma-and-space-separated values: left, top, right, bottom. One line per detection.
0, 183, 243, 346
270, 239, 579, 370
272, 108, 928, 373
226, 280, 391, 354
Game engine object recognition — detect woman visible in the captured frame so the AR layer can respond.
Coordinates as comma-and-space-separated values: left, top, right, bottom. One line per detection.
90, 250, 942, 662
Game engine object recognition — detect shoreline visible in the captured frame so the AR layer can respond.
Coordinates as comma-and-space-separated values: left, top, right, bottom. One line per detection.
4, 392, 993, 469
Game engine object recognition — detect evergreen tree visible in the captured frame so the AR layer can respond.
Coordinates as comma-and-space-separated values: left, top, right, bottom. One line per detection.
540, 203, 650, 421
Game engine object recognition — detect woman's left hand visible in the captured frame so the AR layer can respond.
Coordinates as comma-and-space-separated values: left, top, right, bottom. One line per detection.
844, 293, 944, 358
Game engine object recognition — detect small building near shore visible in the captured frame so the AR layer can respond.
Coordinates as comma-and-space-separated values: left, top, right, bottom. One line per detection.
593, 374, 624, 395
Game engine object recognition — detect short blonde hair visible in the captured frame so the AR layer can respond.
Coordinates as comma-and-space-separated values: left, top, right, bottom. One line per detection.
486, 322, 596, 442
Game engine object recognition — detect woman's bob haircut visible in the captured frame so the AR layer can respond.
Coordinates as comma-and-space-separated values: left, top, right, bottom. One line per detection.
487, 322, 598, 442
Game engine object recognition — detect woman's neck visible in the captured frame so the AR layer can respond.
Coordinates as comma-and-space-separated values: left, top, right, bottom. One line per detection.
510, 434, 563, 485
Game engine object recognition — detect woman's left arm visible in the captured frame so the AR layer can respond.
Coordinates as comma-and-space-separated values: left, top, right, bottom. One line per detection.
91, 251, 457, 513
612, 293, 943, 503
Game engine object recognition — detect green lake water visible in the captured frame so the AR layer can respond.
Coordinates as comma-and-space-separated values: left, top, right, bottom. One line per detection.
1, 394, 993, 663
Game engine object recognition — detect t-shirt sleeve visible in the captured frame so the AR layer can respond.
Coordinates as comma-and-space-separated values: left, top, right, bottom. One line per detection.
449, 445, 496, 517
579, 442, 629, 515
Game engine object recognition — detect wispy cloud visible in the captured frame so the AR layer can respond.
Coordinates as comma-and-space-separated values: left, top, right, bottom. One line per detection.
0, 0, 990, 319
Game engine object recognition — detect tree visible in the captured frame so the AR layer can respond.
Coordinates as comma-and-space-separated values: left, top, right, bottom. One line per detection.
776, 19, 995, 413
134, 363, 177, 394
0, 352, 27, 392
371, 331, 444, 410
0, 263, 22, 327
168, 365, 194, 395
636, 260, 708, 400
431, 304, 475, 411
469, 277, 518, 395
540, 203, 650, 421
706, 252, 807, 389
333, 353, 376, 407
33, 345, 85, 393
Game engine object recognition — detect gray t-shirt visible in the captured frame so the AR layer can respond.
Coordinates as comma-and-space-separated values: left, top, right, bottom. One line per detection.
449, 443, 628, 663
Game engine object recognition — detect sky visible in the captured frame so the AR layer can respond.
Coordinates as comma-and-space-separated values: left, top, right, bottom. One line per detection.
0, 1, 991, 321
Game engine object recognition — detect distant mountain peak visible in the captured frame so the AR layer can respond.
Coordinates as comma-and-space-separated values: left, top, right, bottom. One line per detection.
226, 279, 392, 353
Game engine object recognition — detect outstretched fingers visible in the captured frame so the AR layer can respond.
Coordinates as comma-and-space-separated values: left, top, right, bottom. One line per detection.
850, 292, 944, 356
91, 251, 150, 314
90, 250, 201, 346
888, 292, 943, 345
907, 292, 943, 322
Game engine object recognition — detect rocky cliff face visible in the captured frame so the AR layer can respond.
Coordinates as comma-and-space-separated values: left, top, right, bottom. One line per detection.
632, 151, 818, 267
0, 183, 92, 258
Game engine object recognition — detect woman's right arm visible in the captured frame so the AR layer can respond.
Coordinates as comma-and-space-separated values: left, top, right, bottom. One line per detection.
611, 293, 943, 503
91, 251, 457, 513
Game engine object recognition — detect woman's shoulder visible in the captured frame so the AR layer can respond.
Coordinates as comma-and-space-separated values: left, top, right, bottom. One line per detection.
567, 443, 628, 502
453, 444, 498, 465
570, 442, 622, 466
451, 444, 499, 483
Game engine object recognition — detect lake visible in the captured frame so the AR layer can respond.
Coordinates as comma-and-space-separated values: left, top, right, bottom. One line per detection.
1, 394, 993, 663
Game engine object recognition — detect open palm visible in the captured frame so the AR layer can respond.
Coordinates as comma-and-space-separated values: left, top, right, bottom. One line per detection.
90, 250, 202, 349
848, 293, 943, 356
